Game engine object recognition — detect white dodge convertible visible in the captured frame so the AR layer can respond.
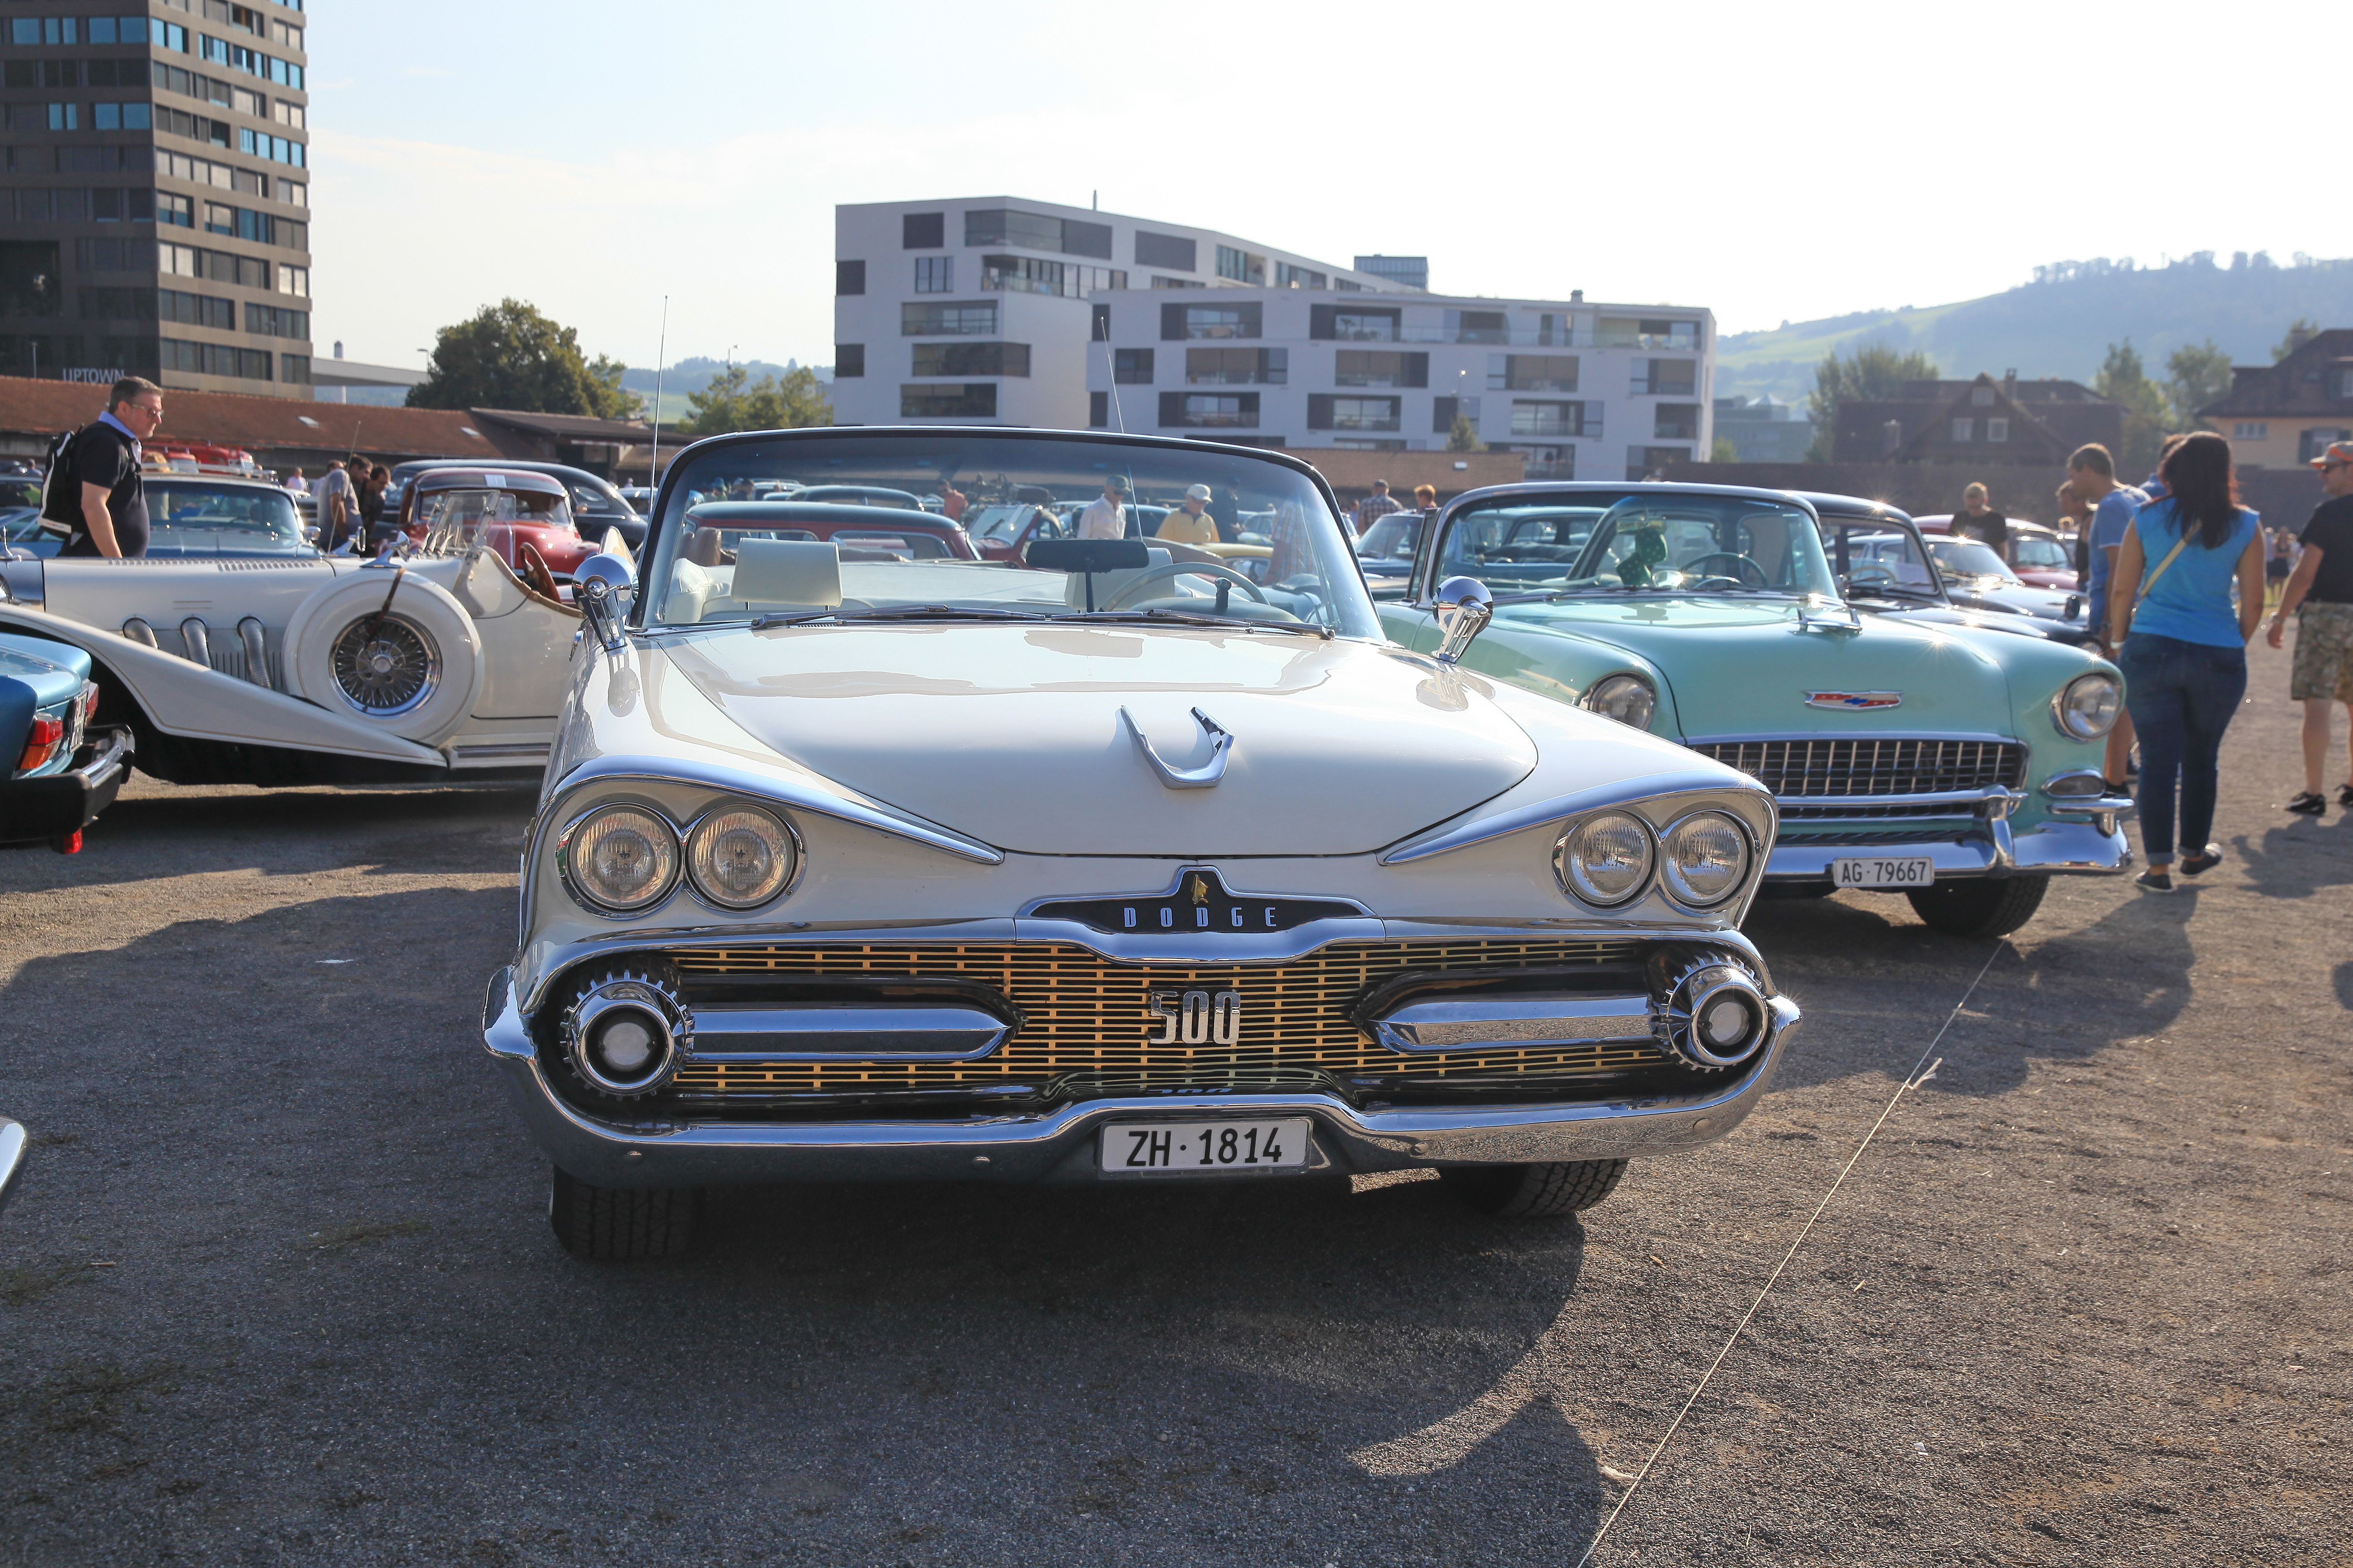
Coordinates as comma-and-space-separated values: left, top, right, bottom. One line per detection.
482, 428, 1804, 1260
0, 524, 583, 784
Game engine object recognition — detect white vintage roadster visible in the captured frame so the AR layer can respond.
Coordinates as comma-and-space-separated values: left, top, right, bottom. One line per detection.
0, 515, 585, 784
482, 428, 1804, 1260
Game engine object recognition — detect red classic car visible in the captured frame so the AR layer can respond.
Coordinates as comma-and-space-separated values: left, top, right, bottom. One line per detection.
1914, 514, 2080, 590
399, 468, 598, 586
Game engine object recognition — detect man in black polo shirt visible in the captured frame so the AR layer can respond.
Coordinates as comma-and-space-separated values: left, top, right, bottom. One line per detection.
49, 376, 163, 558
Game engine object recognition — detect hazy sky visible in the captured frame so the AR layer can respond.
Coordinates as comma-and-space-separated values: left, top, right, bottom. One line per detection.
313, 0, 2349, 372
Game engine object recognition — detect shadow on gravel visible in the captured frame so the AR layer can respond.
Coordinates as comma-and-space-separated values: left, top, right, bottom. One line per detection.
2228, 811, 2353, 900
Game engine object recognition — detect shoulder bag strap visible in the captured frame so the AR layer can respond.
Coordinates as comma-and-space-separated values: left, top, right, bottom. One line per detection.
2135, 527, 2194, 608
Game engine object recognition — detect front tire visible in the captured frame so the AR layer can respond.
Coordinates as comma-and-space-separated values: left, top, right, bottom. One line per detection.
1442, 1158, 1627, 1217
548, 1165, 700, 1260
1905, 872, 2049, 938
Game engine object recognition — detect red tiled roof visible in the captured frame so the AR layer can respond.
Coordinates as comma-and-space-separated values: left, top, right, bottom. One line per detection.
0, 375, 513, 461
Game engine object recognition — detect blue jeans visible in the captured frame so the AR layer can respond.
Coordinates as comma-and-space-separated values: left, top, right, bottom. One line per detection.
2119, 632, 2247, 865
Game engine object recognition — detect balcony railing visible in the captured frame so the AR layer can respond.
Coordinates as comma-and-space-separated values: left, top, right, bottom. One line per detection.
1317, 326, 1699, 348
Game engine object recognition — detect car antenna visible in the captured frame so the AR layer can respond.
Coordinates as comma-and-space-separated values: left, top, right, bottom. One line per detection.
1098, 311, 1125, 434
647, 295, 669, 502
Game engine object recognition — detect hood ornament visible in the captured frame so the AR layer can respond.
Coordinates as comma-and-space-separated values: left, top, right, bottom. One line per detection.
1119, 706, 1233, 790
1804, 690, 1902, 710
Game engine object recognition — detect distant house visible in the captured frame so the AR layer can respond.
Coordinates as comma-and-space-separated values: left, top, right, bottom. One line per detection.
1712, 395, 1813, 462
1830, 373, 2123, 465
2198, 329, 2353, 469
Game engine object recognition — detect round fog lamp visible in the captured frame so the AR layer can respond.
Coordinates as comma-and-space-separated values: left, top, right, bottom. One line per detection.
561, 805, 679, 913
1661, 811, 1750, 907
1556, 811, 1655, 906
591, 1013, 657, 1076
2055, 672, 2121, 740
1700, 995, 1756, 1054
687, 803, 796, 909
1581, 674, 1656, 730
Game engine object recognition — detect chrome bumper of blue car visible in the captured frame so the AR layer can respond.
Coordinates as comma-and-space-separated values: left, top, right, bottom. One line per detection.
480, 967, 1800, 1190
1765, 815, 2132, 882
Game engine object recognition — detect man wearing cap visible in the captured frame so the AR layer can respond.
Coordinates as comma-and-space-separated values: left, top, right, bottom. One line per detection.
1077, 476, 1128, 540
2268, 439, 2353, 814
2066, 442, 2147, 790
1156, 484, 1220, 546
1353, 479, 1402, 536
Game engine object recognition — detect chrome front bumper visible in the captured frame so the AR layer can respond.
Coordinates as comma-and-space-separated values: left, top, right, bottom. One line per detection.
480, 967, 1800, 1189
1765, 815, 2132, 882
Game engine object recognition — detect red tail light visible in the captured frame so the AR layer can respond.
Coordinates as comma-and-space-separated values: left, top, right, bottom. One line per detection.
17, 712, 64, 772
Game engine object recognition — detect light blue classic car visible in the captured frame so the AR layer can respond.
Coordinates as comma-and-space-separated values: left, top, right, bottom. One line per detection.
1378, 482, 2132, 938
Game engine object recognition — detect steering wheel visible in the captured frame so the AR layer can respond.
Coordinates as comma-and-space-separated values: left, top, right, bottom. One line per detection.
1680, 552, 1769, 588
1841, 561, 1898, 593
515, 540, 564, 603
1100, 559, 1271, 611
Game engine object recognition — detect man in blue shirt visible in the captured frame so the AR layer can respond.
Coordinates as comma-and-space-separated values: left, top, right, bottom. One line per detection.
2068, 442, 2146, 786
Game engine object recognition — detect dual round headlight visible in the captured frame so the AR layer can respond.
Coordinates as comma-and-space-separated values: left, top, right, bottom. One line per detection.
2053, 672, 2122, 740
1581, 674, 1656, 730
560, 800, 798, 914
1555, 808, 1752, 909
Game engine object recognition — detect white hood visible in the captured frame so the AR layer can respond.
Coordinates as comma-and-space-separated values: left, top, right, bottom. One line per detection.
658, 624, 1538, 855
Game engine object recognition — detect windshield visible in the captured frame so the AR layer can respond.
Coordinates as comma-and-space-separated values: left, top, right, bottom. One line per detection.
643, 433, 1379, 637
2013, 534, 2071, 571
420, 487, 573, 552
1437, 491, 1830, 598
147, 483, 304, 549
1928, 538, 2020, 582
1356, 511, 1424, 561
1821, 520, 1941, 599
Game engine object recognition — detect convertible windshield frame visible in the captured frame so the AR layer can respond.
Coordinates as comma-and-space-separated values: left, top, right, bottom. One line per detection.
631, 427, 1382, 641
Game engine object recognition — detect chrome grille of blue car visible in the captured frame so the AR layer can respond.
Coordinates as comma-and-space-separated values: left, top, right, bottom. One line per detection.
1691, 738, 2026, 800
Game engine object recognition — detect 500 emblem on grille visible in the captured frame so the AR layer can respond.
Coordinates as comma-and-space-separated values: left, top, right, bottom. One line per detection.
1148, 989, 1243, 1045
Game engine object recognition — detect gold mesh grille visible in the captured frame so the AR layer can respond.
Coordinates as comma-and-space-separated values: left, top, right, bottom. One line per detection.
665, 938, 1663, 1098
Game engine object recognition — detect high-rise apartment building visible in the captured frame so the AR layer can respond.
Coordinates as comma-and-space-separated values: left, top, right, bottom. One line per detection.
0, 0, 311, 396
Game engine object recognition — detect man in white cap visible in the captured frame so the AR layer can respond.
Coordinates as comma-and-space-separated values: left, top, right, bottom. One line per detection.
1156, 483, 1220, 545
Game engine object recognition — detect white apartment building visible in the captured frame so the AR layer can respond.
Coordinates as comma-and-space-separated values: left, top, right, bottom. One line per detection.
830, 196, 1405, 431
1085, 289, 1716, 481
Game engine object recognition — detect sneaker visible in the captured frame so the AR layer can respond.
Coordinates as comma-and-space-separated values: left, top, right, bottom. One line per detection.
2135, 868, 2174, 893
2178, 845, 2223, 877
2287, 791, 2327, 815
2339, 783, 2353, 807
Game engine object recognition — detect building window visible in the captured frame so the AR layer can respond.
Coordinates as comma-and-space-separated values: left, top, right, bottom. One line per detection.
900, 383, 998, 419
1508, 444, 1574, 479
979, 254, 1125, 298
2233, 421, 2268, 439
1309, 304, 1401, 342
1162, 302, 1262, 341
1654, 404, 1700, 440
1134, 230, 1195, 271
835, 344, 864, 378
1627, 446, 1689, 480
48, 103, 80, 130
900, 301, 997, 336
1450, 310, 1507, 344
1432, 395, 1459, 434
2340, 370, 2353, 398
1511, 400, 1597, 438
1159, 392, 1259, 429
1186, 348, 1285, 385
1971, 384, 1995, 406
1950, 417, 1974, 442
902, 211, 944, 249
911, 342, 1029, 378
1150, 276, 1205, 290
1274, 262, 1326, 290
0, 242, 63, 318
963, 208, 1112, 260
1985, 417, 2009, 443
1490, 354, 1577, 392
1090, 390, 1110, 429
1597, 317, 1700, 351
243, 301, 307, 338
1214, 245, 1265, 285
276, 264, 307, 298
1537, 314, 1575, 348
1307, 395, 1401, 433
160, 337, 272, 380
1631, 358, 1697, 396
913, 255, 954, 293
2300, 428, 2353, 462
1113, 348, 1154, 384
1330, 438, 1406, 453
835, 259, 866, 296
279, 353, 309, 385
1335, 350, 1427, 389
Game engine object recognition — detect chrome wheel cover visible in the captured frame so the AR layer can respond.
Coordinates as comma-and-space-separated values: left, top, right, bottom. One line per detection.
329, 612, 439, 717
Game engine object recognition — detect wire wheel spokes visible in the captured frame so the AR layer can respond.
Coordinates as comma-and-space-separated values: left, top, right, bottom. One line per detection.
329, 613, 439, 716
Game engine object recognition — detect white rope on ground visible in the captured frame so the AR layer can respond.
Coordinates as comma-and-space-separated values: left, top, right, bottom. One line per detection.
1571, 938, 2012, 1568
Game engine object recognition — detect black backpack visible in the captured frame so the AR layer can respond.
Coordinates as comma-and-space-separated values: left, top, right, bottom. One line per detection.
37, 424, 84, 535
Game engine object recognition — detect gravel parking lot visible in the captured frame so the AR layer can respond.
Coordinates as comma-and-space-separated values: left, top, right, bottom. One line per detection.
3, 636, 2347, 1567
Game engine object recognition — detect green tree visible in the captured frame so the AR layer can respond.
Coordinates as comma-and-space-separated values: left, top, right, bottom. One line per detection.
684, 363, 832, 436
1445, 412, 1486, 453
408, 299, 635, 417
2273, 318, 2319, 362
1803, 342, 1939, 460
1710, 435, 1739, 464
2162, 339, 2233, 430
2093, 339, 2171, 474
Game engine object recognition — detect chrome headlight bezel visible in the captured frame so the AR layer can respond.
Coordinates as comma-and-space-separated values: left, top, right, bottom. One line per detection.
683, 800, 804, 911
1553, 809, 1658, 907
555, 801, 683, 917
1657, 809, 1754, 909
1581, 673, 1657, 730
2052, 671, 2122, 740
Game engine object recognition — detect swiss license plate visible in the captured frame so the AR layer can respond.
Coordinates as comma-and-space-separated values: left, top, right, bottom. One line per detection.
1100, 1119, 1312, 1175
1830, 855, 1936, 888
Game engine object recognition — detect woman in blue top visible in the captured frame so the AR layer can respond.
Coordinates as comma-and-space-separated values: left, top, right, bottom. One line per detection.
2106, 431, 2267, 891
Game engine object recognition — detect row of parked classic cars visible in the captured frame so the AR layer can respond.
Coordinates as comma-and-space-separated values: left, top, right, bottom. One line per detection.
1, 426, 2132, 1258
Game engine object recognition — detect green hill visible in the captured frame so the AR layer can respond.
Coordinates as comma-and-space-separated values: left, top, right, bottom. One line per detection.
1719, 253, 2353, 403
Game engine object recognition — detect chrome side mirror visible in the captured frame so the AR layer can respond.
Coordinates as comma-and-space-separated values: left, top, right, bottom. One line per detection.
574, 552, 635, 654
1433, 576, 1493, 666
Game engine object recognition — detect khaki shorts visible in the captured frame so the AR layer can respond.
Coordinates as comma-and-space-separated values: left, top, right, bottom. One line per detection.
2291, 601, 2353, 702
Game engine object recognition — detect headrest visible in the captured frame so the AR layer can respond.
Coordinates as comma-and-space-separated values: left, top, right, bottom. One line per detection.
731, 537, 842, 608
